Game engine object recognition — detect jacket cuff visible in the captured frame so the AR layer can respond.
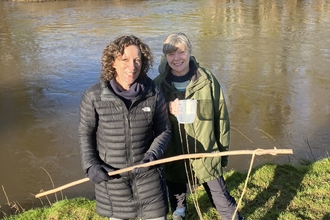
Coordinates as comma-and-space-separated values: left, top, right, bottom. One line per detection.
221, 156, 228, 167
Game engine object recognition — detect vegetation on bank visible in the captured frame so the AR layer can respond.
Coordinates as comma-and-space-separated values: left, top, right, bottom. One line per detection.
2, 157, 330, 220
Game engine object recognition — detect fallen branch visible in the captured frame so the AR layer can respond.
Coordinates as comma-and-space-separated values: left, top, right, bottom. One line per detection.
35, 148, 293, 198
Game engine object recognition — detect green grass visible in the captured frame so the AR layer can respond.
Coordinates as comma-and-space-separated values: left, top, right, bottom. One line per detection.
2, 157, 330, 220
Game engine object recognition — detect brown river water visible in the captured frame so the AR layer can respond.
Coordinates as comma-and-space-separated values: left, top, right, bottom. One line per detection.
0, 0, 329, 216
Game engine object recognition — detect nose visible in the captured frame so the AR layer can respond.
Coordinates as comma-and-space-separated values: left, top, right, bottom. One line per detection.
127, 60, 136, 71
174, 53, 180, 60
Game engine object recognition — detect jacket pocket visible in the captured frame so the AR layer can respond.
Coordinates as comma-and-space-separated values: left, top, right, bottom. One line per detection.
197, 99, 213, 120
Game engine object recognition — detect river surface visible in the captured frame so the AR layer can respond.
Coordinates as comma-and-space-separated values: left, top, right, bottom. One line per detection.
0, 0, 329, 216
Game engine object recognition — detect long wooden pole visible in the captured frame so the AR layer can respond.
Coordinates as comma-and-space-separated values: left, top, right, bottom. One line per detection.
35, 148, 293, 198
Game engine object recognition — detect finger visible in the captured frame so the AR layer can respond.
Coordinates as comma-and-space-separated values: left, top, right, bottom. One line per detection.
132, 167, 149, 174
169, 101, 175, 115
99, 171, 110, 179
132, 168, 140, 174
103, 166, 114, 173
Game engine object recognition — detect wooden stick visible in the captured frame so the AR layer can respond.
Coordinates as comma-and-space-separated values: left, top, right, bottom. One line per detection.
35, 148, 293, 198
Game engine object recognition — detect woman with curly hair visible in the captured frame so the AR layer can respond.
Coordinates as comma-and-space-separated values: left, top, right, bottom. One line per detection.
78, 35, 171, 220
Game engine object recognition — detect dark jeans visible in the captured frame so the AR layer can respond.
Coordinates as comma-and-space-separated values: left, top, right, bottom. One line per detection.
166, 176, 244, 220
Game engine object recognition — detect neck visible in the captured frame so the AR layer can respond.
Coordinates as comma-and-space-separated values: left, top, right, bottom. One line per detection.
115, 78, 130, 91
171, 68, 190, 77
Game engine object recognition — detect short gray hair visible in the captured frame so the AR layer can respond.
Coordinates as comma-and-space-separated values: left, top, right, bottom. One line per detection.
163, 33, 192, 55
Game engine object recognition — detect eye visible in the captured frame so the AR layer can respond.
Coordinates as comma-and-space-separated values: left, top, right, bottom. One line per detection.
135, 58, 141, 65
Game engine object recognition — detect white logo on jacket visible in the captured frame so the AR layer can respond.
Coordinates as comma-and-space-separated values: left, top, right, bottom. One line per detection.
142, 107, 151, 112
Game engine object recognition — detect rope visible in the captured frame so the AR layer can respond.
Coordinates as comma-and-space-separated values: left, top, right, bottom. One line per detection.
178, 122, 203, 219
231, 149, 258, 220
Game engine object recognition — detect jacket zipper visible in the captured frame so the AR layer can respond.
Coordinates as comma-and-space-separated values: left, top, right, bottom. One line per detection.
126, 103, 142, 217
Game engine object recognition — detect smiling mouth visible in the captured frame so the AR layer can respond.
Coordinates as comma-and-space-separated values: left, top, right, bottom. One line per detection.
173, 61, 184, 66
125, 72, 135, 76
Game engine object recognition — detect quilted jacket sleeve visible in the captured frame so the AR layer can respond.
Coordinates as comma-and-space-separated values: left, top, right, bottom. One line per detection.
148, 86, 172, 159
212, 74, 230, 167
78, 87, 101, 173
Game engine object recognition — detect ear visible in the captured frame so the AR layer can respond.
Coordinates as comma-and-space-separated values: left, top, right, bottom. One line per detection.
112, 58, 119, 70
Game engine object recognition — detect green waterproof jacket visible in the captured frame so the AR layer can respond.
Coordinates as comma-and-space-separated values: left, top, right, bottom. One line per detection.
154, 56, 230, 184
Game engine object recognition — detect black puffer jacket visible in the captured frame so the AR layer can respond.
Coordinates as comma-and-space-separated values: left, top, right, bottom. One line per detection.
78, 76, 171, 219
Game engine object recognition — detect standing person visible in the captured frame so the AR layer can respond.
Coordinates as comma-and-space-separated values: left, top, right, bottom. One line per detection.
78, 35, 171, 220
154, 33, 244, 220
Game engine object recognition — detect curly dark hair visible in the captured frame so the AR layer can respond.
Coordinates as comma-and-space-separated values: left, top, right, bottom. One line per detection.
101, 35, 154, 81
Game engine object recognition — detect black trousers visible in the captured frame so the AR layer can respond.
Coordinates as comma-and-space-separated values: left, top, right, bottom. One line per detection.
166, 176, 243, 220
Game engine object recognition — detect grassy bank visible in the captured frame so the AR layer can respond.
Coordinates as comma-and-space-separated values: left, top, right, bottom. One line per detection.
2, 157, 330, 220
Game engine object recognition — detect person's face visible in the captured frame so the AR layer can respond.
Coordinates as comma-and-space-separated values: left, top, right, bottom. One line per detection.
113, 45, 142, 90
165, 44, 190, 76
